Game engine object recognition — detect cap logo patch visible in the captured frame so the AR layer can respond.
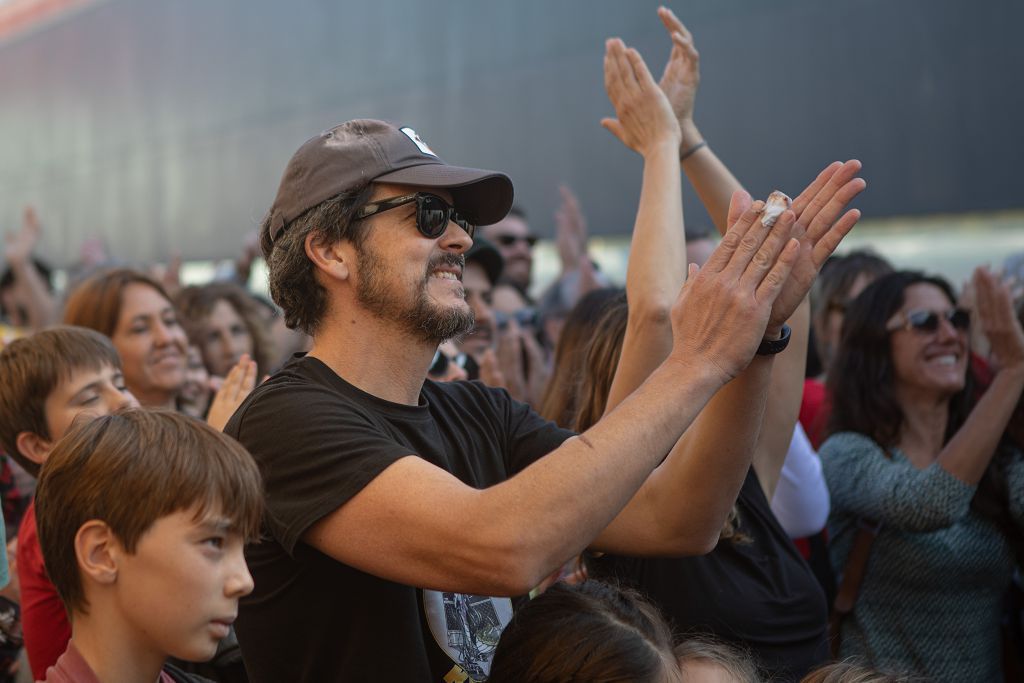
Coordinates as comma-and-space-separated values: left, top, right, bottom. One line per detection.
400, 127, 438, 157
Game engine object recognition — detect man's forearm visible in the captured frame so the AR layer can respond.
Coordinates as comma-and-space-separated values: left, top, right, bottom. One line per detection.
489, 356, 726, 585
307, 357, 730, 598
592, 353, 774, 556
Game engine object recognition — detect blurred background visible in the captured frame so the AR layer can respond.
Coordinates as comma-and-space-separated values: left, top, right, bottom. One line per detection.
1, 0, 1022, 293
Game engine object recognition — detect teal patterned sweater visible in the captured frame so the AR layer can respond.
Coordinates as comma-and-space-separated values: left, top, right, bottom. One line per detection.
821, 432, 1024, 682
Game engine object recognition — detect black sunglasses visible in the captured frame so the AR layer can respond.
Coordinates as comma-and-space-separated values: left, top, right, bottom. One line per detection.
428, 349, 468, 377
355, 193, 474, 239
494, 234, 539, 248
888, 308, 971, 333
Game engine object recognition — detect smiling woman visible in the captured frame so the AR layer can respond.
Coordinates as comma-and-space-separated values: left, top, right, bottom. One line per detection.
63, 269, 187, 410
174, 282, 273, 379
821, 268, 1024, 681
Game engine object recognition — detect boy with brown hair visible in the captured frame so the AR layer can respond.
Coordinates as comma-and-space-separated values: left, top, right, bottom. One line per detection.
34, 409, 262, 683
0, 326, 137, 678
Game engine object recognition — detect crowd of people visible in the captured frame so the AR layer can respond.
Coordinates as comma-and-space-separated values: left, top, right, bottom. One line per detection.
0, 7, 1021, 683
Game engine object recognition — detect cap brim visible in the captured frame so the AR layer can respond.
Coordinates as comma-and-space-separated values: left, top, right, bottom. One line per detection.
374, 163, 514, 226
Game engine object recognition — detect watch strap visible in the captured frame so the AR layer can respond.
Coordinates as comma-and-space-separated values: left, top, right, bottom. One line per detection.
756, 324, 791, 356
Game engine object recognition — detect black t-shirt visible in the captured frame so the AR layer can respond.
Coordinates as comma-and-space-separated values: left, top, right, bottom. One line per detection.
591, 468, 829, 682
224, 355, 574, 682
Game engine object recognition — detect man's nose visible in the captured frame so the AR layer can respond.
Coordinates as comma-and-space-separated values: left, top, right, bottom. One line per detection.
438, 220, 472, 253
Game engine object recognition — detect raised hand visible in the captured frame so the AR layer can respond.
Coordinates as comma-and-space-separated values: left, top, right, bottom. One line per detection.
973, 266, 1024, 372
750, 160, 867, 331
235, 230, 261, 284
670, 195, 800, 383
601, 37, 681, 157
555, 185, 588, 273
206, 353, 258, 431
477, 348, 507, 390
5, 206, 42, 266
78, 236, 109, 268
656, 6, 700, 131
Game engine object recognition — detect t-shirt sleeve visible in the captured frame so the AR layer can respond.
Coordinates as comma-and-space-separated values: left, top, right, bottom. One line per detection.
488, 384, 576, 474
820, 431, 975, 531
230, 382, 416, 556
770, 423, 830, 539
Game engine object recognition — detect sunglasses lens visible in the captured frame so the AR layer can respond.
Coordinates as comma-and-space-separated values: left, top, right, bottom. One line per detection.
525, 236, 539, 247
950, 309, 970, 330
905, 309, 971, 333
428, 350, 449, 376
907, 311, 940, 332
418, 197, 449, 238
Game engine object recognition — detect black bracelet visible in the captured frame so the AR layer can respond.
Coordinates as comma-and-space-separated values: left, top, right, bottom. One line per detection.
679, 141, 707, 162
756, 324, 791, 356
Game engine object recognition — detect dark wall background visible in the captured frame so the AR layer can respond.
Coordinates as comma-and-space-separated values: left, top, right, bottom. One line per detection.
1, 0, 1021, 265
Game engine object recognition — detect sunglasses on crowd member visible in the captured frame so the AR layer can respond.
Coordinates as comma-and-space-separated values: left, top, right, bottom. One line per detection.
428, 349, 469, 378
493, 234, 539, 248
355, 193, 475, 239
886, 308, 971, 334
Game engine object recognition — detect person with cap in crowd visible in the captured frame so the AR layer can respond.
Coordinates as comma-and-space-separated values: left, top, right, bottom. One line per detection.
457, 236, 549, 407
456, 236, 502, 366
481, 207, 536, 308
224, 103, 856, 680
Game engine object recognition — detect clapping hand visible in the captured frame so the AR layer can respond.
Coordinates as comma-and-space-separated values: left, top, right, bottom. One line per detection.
669, 195, 800, 382
655, 6, 701, 144
206, 353, 259, 432
972, 266, 1024, 373
601, 37, 681, 157
726, 161, 867, 334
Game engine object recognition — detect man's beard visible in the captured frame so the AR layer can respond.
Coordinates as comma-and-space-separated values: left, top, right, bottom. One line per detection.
356, 247, 475, 343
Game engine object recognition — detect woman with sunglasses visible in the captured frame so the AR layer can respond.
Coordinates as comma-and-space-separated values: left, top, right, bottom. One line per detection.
822, 268, 1024, 681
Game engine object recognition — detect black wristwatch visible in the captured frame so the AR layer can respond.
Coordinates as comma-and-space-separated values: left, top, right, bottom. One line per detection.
756, 324, 791, 356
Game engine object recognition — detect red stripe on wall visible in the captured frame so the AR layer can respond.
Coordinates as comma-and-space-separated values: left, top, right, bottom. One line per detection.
0, 0, 96, 42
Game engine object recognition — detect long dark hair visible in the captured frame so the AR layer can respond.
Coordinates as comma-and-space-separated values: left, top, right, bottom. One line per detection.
489, 580, 677, 683
539, 288, 623, 428
826, 271, 973, 449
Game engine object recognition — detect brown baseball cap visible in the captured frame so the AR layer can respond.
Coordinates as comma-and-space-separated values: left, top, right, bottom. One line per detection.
265, 119, 514, 245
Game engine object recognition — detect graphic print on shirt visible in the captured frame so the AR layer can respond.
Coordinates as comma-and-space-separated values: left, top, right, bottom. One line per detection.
424, 590, 513, 681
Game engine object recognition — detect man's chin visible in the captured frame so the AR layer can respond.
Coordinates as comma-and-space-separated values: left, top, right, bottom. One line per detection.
410, 303, 474, 343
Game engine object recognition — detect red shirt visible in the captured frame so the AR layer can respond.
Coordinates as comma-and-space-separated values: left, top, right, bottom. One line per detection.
18, 501, 71, 681
798, 377, 831, 450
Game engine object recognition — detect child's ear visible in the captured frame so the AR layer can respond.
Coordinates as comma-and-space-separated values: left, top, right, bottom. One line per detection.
75, 520, 119, 586
15, 431, 52, 467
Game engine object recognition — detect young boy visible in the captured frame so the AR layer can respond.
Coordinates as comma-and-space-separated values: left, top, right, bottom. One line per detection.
34, 409, 262, 683
0, 326, 136, 678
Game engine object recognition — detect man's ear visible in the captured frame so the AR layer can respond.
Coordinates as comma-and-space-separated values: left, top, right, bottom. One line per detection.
75, 520, 119, 586
15, 431, 52, 468
304, 232, 352, 283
